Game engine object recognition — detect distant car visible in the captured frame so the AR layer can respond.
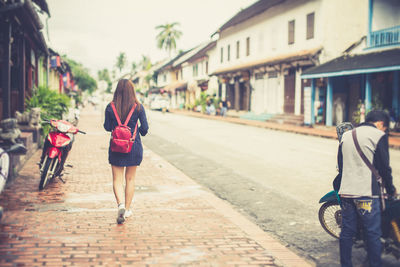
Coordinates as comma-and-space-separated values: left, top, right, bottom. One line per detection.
150, 95, 170, 111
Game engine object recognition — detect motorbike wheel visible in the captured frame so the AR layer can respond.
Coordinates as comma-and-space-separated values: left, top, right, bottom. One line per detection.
319, 201, 342, 239
39, 157, 57, 190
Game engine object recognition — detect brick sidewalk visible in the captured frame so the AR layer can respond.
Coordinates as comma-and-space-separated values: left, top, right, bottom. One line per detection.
170, 109, 400, 150
0, 106, 312, 266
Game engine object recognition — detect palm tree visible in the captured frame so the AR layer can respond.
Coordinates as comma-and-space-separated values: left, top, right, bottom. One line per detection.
155, 22, 182, 57
115, 52, 127, 73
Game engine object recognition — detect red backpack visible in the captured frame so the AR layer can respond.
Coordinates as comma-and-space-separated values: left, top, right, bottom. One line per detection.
110, 102, 138, 153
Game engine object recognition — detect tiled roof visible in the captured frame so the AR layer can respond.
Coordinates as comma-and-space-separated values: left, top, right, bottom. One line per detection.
302, 48, 400, 78
215, 0, 284, 34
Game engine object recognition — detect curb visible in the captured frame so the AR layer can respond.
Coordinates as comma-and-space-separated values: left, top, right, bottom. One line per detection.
146, 147, 315, 267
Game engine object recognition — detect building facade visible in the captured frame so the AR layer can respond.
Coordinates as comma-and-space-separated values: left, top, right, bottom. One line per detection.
212, 0, 366, 119
0, 0, 50, 120
302, 0, 400, 126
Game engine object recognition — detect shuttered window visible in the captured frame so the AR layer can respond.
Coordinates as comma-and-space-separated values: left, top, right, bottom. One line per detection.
236, 41, 240, 59
288, 20, 295, 44
227, 45, 231, 61
246, 37, 250, 56
220, 47, 224, 63
307, 13, 315, 40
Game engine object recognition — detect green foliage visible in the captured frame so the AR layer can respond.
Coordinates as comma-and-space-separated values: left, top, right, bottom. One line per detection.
352, 96, 385, 124
26, 86, 70, 120
26, 86, 71, 139
140, 55, 152, 71
352, 100, 364, 124
64, 56, 97, 94
131, 62, 137, 73
194, 92, 208, 113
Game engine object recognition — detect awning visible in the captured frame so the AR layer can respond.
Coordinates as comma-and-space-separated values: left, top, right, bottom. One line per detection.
301, 48, 400, 79
163, 82, 187, 93
212, 47, 322, 75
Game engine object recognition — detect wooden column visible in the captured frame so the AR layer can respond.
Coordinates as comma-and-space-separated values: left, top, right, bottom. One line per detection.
311, 79, 316, 125
18, 35, 26, 112
234, 80, 240, 111
244, 80, 251, 111
326, 77, 333, 126
1, 21, 12, 119
365, 73, 372, 112
393, 71, 399, 117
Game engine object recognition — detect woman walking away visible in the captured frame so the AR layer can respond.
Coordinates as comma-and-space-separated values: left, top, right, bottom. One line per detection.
104, 79, 149, 224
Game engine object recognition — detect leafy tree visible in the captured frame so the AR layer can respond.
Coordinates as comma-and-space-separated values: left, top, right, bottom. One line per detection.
115, 52, 127, 73
155, 22, 182, 57
64, 56, 97, 94
131, 61, 137, 74
139, 55, 152, 71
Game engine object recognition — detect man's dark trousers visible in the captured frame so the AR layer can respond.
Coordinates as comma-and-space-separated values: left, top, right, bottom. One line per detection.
340, 197, 382, 267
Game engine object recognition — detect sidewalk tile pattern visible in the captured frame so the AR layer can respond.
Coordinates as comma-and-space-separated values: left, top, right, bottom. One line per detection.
0, 107, 312, 266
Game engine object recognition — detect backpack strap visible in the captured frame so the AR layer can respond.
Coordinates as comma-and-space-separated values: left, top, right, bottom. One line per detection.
110, 102, 122, 126
123, 103, 137, 126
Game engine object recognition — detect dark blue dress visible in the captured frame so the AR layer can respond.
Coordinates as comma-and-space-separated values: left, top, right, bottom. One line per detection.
103, 103, 149, 166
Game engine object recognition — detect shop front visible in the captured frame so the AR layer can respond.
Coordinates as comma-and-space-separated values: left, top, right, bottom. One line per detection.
302, 48, 400, 127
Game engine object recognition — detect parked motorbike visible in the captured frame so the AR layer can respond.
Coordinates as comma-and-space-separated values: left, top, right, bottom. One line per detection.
39, 119, 85, 190
318, 122, 400, 259
0, 143, 27, 219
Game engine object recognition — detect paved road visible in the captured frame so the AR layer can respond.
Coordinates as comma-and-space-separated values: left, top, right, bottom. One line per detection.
143, 110, 400, 267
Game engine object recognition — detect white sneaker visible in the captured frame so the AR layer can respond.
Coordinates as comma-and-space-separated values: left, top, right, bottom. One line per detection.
117, 204, 125, 224
124, 209, 132, 218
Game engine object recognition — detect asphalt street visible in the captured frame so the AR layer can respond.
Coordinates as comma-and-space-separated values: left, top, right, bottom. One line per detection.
143, 110, 400, 267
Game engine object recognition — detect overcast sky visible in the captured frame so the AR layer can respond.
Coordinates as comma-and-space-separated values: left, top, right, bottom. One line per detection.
45, 0, 257, 76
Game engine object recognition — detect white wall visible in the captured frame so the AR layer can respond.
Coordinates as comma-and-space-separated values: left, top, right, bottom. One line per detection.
319, 0, 367, 62
156, 70, 171, 87
215, 0, 323, 71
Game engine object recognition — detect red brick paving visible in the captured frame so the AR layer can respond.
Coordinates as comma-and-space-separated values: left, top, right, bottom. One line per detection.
0, 106, 313, 266
171, 109, 400, 150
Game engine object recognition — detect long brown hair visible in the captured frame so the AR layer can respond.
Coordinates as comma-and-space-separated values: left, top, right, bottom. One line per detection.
112, 79, 141, 122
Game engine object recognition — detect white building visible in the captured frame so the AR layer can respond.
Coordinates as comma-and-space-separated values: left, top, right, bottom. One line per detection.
212, 0, 367, 122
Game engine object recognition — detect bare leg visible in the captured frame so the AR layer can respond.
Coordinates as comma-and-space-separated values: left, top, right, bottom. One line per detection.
111, 165, 125, 205
125, 166, 137, 210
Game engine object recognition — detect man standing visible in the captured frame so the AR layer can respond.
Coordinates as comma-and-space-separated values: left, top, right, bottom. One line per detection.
338, 110, 397, 267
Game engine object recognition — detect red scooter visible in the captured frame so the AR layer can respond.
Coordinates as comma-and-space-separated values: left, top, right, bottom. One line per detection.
39, 119, 85, 190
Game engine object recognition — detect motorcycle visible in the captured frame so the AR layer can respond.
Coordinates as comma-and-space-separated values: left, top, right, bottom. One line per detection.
39, 119, 85, 190
318, 122, 400, 259
0, 143, 27, 219
319, 191, 400, 259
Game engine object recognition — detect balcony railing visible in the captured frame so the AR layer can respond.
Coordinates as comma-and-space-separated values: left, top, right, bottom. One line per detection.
369, 25, 400, 48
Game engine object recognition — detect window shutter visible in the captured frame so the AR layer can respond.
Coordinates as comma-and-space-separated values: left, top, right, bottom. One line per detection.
288, 20, 295, 44
307, 13, 315, 40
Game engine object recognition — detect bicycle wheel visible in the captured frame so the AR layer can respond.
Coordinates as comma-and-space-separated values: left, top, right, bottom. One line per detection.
319, 201, 342, 239
39, 157, 57, 190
